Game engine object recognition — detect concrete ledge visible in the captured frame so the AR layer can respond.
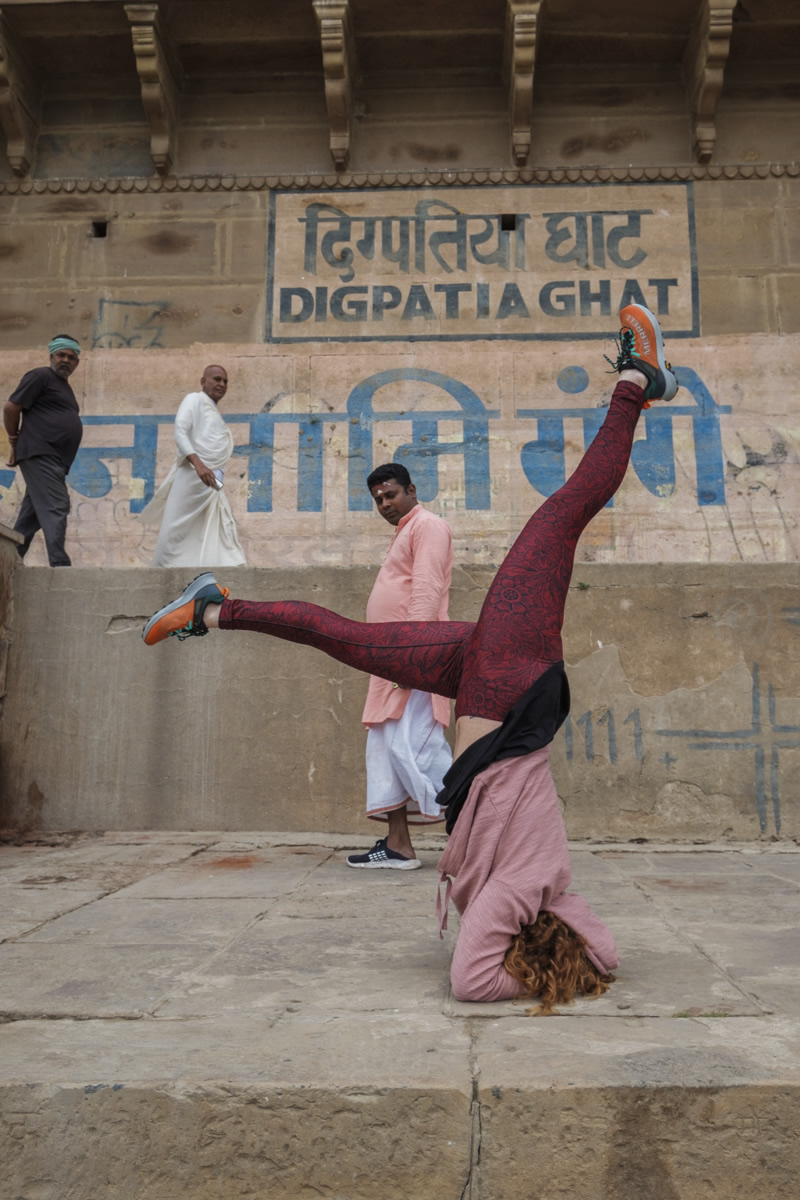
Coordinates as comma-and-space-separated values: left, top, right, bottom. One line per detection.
0, 834, 798, 1198
0, 523, 21, 734
0, 523, 23, 546
1, 564, 799, 839
2, 1078, 797, 1199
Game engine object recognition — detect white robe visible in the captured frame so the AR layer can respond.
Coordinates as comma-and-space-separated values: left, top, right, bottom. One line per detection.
140, 391, 246, 568
365, 690, 449, 825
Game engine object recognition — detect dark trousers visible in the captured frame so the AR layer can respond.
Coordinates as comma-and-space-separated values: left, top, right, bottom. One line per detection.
14, 454, 72, 566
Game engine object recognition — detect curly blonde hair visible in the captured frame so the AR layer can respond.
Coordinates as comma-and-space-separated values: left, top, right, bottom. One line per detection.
503, 909, 616, 1016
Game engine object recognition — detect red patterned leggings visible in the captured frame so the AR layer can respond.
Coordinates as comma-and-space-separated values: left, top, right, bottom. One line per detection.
220, 381, 645, 721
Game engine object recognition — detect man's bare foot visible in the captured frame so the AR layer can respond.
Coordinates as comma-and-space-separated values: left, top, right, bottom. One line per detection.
385, 805, 416, 859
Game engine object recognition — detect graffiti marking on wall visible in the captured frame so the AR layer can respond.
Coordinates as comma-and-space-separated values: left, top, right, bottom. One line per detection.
92, 299, 170, 349
655, 664, 798, 835
66, 362, 727, 516
565, 707, 645, 766
561, 665, 797, 834
518, 366, 730, 506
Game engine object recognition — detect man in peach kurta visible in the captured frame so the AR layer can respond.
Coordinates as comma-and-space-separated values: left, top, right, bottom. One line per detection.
347, 463, 453, 871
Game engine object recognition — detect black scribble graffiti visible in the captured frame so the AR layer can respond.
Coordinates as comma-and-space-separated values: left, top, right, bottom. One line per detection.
727, 434, 790, 493
92, 299, 170, 349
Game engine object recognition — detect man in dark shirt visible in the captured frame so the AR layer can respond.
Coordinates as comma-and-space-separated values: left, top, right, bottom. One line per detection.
3, 334, 83, 566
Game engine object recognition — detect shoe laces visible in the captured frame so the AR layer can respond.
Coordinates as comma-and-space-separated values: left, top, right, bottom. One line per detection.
604, 328, 639, 374
167, 586, 229, 641
169, 622, 197, 642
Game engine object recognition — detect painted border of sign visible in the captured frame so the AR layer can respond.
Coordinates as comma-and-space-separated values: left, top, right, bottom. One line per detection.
265, 181, 699, 344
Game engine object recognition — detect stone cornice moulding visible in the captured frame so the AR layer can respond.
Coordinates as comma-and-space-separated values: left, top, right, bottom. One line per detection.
0, 162, 797, 196
0, 6, 40, 177
503, 0, 543, 167
683, 0, 738, 164
125, 2, 182, 176
313, 0, 357, 172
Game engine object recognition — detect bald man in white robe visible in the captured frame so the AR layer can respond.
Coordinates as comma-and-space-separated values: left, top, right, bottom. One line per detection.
142, 365, 246, 568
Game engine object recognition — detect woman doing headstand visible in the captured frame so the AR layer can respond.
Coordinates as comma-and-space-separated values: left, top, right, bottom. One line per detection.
144, 304, 678, 1012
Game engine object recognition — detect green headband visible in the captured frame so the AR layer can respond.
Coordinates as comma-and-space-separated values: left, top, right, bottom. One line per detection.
48, 337, 80, 356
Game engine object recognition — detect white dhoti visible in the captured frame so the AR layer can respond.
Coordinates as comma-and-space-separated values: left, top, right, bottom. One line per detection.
140, 390, 246, 568
365, 690, 451, 825
147, 462, 246, 567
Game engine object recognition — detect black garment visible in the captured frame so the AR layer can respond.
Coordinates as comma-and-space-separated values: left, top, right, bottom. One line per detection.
15, 455, 72, 566
11, 366, 83, 470
436, 660, 570, 834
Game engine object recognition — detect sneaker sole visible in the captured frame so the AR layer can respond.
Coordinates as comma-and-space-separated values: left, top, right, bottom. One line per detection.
346, 858, 422, 870
142, 572, 218, 644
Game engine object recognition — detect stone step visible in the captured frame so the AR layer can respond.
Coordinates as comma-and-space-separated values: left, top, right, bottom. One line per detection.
1, 833, 798, 1198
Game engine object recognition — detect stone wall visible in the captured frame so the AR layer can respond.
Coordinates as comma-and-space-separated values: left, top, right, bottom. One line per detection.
0, 524, 21, 729
1, 563, 797, 839
0, 4, 798, 840
0, 175, 798, 568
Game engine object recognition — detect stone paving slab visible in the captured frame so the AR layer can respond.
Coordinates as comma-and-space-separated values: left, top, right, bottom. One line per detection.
16, 896, 275, 946
0, 886, 106, 941
0, 833, 798, 1199
117, 850, 325, 900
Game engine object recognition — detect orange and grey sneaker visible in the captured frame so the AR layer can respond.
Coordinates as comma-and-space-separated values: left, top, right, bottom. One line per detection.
607, 303, 678, 406
142, 572, 229, 645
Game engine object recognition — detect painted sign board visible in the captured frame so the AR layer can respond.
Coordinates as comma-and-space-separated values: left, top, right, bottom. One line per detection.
267, 183, 698, 343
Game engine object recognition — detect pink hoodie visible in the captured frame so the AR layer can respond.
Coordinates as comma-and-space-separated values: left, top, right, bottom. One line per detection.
437, 746, 620, 1003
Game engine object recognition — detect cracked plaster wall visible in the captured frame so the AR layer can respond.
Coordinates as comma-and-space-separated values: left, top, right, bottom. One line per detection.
0, 562, 797, 839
